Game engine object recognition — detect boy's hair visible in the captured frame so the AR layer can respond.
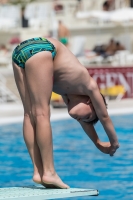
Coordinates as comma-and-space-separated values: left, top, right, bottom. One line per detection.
89, 94, 107, 126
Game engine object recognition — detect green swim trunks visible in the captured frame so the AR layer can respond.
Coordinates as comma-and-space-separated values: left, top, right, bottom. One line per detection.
12, 37, 57, 69
59, 37, 68, 45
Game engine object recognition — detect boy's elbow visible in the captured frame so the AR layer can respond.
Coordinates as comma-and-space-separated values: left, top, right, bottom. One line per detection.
88, 78, 98, 93
101, 115, 111, 124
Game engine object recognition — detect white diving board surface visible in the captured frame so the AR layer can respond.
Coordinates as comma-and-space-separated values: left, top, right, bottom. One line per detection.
0, 186, 99, 199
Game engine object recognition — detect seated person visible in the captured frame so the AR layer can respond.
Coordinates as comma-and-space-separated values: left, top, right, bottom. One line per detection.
115, 42, 125, 51
101, 38, 116, 58
93, 44, 106, 56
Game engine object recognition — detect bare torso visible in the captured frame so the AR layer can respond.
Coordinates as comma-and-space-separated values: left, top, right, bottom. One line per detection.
48, 38, 91, 95
58, 24, 69, 38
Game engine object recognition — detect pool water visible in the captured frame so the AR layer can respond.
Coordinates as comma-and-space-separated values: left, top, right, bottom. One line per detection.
0, 114, 133, 200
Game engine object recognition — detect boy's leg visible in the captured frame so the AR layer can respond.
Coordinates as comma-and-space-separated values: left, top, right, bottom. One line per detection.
12, 61, 43, 184
20, 51, 69, 188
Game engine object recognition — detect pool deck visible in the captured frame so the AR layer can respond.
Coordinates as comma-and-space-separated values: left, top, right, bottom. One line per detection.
0, 98, 133, 125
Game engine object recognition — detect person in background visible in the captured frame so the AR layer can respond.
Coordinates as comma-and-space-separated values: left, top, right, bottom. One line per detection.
103, 0, 115, 11
0, 44, 8, 55
58, 20, 69, 47
131, 0, 133, 7
115, 41, 125, 51
104, 38, 116, 57
21, 7, 29, 28
53, 0, 64, 13
93, 44, 106, 56
103, 1, 110, 11
93, 39, 116, 58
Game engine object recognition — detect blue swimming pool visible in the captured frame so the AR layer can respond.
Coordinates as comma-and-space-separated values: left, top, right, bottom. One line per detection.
0, 114, 133, 200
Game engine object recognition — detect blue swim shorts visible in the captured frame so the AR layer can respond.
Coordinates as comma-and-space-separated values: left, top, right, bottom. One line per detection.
12, 37, 57, 68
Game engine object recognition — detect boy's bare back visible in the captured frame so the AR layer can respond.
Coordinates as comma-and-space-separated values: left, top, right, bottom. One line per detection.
48, 38, 90, 95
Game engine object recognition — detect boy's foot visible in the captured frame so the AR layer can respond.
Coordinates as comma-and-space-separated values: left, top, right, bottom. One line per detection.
42, 173, 70, 189
41, 182, 69, 189
33, 173, 42, 184
33, 172, 69, 189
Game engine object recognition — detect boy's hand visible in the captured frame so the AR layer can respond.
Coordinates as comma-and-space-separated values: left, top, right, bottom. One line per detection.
97, 141, 119, 156
109, 143, 119, 156
97, 141, 111, 154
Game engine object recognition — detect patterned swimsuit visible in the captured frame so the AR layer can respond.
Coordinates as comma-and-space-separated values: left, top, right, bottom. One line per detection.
12, 37, 57, 68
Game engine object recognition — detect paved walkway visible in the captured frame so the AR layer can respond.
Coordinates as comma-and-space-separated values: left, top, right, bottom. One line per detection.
0, 98, 133, 125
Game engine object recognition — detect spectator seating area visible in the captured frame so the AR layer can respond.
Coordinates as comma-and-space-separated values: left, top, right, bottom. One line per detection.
25, 2, 52, 28
24, 1, 78, 29
0, 0, 131, 29
0, 0, 127, 29
78, 49, 133, 67
0, 45, 11, 68
0, 0, 133, 68
0, 4, 21, 29
0, 74, 19, 103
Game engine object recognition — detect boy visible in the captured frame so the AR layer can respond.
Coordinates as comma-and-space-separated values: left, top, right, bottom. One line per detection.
12, 37, 119, 189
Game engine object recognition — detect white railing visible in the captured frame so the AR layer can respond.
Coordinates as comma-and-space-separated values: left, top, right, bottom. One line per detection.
115, 0, 129, 9
0, 74, 19, 103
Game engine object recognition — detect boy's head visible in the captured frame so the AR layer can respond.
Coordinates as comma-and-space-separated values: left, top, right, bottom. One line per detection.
67, 94, 107, 125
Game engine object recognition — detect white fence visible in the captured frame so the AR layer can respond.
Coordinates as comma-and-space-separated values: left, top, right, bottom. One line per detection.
0, 74, 19, 103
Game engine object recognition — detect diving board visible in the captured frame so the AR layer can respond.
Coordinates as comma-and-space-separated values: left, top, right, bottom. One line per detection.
0, 186, 99, 199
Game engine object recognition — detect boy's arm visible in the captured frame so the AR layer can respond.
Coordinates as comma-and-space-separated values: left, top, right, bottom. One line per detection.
79, 121, 99, 146
62, 93, 112, 155
79, 121, 111, 154
86, 78, 119, 155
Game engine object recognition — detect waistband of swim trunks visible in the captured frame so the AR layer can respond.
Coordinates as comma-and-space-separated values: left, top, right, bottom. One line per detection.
20, 37, 46, 45
14, 37, 55, 52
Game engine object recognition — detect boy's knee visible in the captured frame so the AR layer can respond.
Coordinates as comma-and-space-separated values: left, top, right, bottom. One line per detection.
24, 112, 32, 120
24, 112, 35, 126
24, 112, 30, 117
24, 109, 34, 119
31, 107, 50, 122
